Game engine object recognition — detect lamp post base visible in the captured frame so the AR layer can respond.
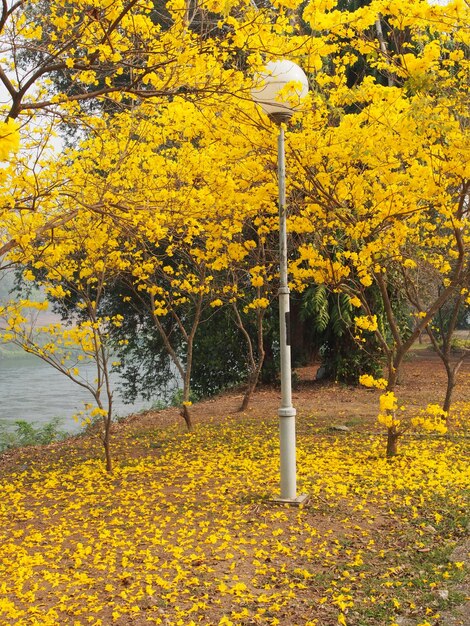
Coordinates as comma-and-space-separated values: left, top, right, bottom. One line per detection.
270, 493, 309, 507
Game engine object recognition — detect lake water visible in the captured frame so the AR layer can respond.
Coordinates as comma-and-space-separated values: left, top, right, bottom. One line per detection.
0, 353, 158, 435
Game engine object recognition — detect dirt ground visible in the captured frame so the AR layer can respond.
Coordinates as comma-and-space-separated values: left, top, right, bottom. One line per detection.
113, 351, 468, 626
1, 349, 469, 626
121, 349, 470, 437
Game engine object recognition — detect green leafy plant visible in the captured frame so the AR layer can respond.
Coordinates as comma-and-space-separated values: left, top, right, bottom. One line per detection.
0, 417, 68, 452
301, 285, 383, 384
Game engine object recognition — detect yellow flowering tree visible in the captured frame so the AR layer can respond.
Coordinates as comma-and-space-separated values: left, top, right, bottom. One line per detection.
1, 0, 468, 463
210, 211, 279, 411
1, 208, 133, 471
0, 0, 259, 264
286, 0, 470, 455
40, 96, 277, 428
408, 280, 469, 414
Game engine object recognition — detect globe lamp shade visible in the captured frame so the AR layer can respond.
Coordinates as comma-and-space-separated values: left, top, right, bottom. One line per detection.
252, 60, 309, 123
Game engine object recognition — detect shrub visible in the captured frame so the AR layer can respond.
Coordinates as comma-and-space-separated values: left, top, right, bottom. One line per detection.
0, 417, 68, 452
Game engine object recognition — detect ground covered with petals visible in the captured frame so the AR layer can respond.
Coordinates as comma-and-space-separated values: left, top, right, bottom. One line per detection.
1, 360, 469, 626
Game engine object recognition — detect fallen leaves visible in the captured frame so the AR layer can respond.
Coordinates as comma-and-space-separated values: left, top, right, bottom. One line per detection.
0, 418, 468, 625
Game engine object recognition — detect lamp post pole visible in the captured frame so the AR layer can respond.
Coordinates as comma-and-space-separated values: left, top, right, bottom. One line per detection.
271, 117, 307, 504
276, 121, 297, 501
252, 60, 309, 505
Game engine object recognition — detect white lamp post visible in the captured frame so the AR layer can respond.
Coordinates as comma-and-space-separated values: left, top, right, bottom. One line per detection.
252, 60, 309, 505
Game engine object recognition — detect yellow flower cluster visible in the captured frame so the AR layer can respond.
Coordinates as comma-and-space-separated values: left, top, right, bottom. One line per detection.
411, 405, 448, 435
0, 119, 19, 161
378, 391, 400, 428
359, 374, 388, 390
377, 412, 401, 429
379, 391, 398, 413
354, 315, 379, 333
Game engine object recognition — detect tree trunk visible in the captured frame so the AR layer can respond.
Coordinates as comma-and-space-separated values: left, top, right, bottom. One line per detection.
385, 367, 401, 457
442, 365, 456, 414
387, 362, 400, 391
180, 404, 192, 432
423, 308, 466, 415
239, 369, 260, 412
231, 302, 266, 412
103, 413, 113, 473
386, 427, 399, 458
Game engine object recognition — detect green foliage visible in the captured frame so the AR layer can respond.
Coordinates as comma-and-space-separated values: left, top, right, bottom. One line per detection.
0, 417, 67, 452
191, 309, 250, 397
300, 285, 382, 384
169, 388, 200, 408
433, 298, 470, 342
320, 338, 383, 384
301, 285, 353, 338
307, 284, 331, 333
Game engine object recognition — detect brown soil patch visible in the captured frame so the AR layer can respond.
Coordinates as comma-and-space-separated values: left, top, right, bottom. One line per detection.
122, 352, 470, 437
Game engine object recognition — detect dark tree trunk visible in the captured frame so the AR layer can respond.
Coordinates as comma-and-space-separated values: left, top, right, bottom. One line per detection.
103, 416, 113, 472
386, 427, 399, 458
442, 365, 456, 414
181, 404, 192, 432
240, 370, 260, 412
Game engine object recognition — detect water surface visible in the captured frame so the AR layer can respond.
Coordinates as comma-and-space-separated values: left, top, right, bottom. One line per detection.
0, 352, 154, 434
